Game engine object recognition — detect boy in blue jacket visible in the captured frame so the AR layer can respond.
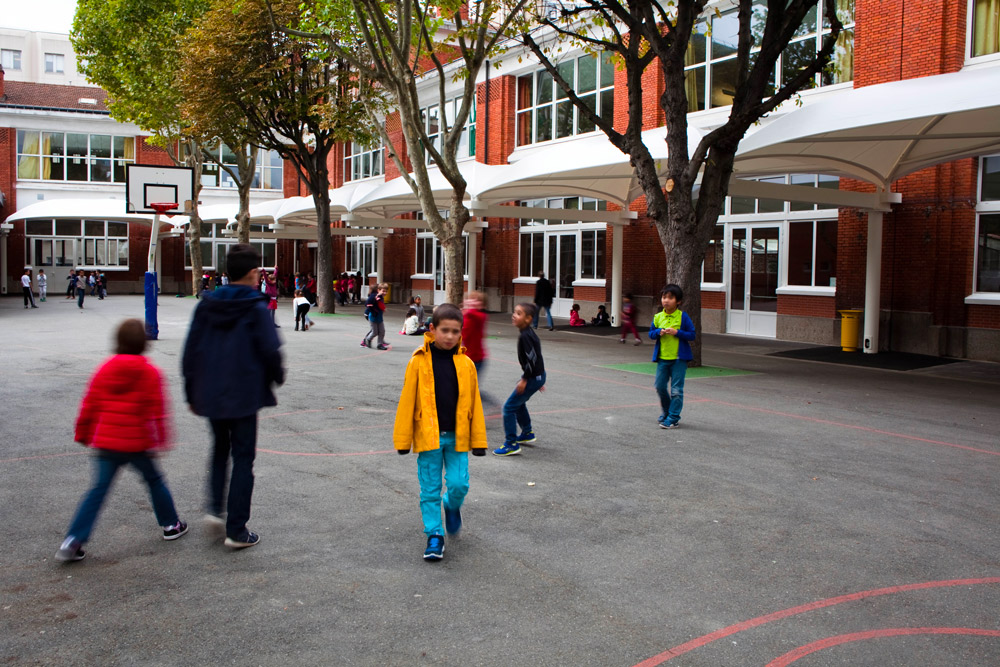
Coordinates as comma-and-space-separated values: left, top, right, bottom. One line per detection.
649, 284, 696, 429
182, 244, 285, 549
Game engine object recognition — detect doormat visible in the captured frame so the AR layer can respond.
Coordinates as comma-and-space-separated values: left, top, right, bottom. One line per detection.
769, 346, 960, 371
600, 363, 756, 378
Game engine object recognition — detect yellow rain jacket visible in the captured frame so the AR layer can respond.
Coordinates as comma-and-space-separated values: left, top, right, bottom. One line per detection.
393, 333, 487, 454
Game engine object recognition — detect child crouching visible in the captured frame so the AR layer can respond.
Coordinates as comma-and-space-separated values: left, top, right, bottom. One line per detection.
393, 304, 487, 561
56, 319, 187, 562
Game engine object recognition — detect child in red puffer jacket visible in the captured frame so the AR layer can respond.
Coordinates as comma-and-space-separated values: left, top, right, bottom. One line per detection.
55, 319, 187, 563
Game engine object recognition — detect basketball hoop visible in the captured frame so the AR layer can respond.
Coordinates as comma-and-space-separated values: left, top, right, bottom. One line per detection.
149, 202, 178, 215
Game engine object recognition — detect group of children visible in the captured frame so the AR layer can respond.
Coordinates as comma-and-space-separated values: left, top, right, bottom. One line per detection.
55, 275, 694, 565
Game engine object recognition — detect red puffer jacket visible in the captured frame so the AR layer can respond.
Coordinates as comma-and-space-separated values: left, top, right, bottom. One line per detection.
74, 354, 171, 452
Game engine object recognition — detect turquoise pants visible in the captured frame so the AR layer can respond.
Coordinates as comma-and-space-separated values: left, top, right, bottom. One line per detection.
416, 432, 469, 536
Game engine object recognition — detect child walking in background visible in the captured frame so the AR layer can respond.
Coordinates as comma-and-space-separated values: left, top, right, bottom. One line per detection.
569, 303, 587, 327
462, 291, 491, 404
56, 319, 187, 562
362, 282, 389, 350
493, 303, 546, 457
293, 289, 311, 331
620, 293, 641, 345
649, 284, 696, 430
393, 304, 487, 561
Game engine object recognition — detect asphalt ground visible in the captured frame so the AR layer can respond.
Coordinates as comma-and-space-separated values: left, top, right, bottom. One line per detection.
2, 294, 999, 666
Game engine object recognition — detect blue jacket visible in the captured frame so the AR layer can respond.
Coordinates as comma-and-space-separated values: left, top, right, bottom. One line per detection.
648, 310, 696, 362
182, 284, 285, 419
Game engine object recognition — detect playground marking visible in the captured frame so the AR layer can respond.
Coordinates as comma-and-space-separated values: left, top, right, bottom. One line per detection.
259, 448, 395, 457
766, 627, 1000, 666
633, 577, 1000, 666
600, 363, 756, 379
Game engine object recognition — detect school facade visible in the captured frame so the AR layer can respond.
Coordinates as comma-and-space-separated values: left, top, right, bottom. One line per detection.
2, 1, 1000, 361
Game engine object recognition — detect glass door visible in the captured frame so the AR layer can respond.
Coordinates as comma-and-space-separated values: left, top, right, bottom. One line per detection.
726, 225, 780, 337
433, 242, 446, 304
547, 233, 577, 318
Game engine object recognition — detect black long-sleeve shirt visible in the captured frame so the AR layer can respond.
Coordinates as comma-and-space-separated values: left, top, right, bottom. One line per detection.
517, 326, 545, 379
429, 343, 459, 432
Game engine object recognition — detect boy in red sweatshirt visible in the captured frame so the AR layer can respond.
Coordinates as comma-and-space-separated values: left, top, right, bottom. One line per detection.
56, 319, 187, 562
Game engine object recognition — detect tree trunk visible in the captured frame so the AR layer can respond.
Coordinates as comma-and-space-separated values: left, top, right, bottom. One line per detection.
188, 163, 205, 297
442, 231, 466, 306
236, 180, 252, 244
312, 188, 336, 313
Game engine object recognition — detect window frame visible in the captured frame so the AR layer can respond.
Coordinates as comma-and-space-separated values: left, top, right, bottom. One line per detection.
44, 52, 65, 74
195, 144, 284, 191
184, 223, 276, 270
967, 0, 1000, 63
24, 219, 131, 270
411, 233, 470, 279
346, 236, 377, 277
419, 94, 477, 165
1, 49, 22, 71
15, 130, 136, 183
515, 197, 609, 286
343, 142, 385, 182
967, 154, 1000, 303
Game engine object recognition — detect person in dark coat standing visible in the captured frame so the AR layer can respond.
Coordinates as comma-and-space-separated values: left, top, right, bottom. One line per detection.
533, 271, 555, 331
182, 244, 285, 549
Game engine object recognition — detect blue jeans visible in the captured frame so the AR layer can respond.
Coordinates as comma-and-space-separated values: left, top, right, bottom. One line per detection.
532, 306, 554, 329
66, 450, 179, 543
77, 287, 86, 308
655, 359, 687, 425
416, 432, 469, 536
502, 373, 546, 443
208, 415, 258, 539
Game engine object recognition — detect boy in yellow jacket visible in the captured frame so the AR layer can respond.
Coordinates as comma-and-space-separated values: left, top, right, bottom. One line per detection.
393, 303, 487, 560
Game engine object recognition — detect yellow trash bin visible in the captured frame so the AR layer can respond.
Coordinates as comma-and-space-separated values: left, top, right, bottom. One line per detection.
839, 309, 863, 352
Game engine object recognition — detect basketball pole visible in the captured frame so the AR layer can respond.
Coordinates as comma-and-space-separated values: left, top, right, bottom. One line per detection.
145, 203, 177, 340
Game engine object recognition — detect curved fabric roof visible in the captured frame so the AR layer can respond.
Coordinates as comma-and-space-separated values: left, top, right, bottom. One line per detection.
6, 198, 157, 225
734, 67, 1000, 188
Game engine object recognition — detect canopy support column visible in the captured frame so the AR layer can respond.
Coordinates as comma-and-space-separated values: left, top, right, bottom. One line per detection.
0, 230, 8, 295
863, 211, 883, 354
466, 232, 477, 293
376, 235, 385, 285
610, 224, 623, 326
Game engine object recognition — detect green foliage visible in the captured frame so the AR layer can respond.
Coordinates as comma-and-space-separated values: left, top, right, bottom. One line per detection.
72, 0, 210, 139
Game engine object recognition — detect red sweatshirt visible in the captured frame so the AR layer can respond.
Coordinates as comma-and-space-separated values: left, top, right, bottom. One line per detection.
74, 354, 171, 452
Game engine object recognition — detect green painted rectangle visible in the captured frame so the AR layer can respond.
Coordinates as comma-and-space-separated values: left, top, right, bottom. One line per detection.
600, 363, 756, 378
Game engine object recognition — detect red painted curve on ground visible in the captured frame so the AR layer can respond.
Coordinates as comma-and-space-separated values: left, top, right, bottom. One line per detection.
766, 627, 1000, 666
258, 448, 396, 457
633, 577, 1000, 666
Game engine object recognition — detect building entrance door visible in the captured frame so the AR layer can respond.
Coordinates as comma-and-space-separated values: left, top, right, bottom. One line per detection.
727, 225, 780, 337
547, 233, 577, 318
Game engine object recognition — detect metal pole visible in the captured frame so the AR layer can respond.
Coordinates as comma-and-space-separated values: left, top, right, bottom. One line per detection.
863, 211, 883, 354
144, 214, 161, 340
466, 232, 477, 293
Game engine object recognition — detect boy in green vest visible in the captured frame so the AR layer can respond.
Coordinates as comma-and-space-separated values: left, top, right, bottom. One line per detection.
649, 284, 696, 429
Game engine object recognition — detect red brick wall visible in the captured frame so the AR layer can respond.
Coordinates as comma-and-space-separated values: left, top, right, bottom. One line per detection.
479, 75, 517, 165
384, 111, 411, 181
702, 291, 725, 310
968, 305, 1000, 329
778, 294, 837, 318
855, 0, 968, 87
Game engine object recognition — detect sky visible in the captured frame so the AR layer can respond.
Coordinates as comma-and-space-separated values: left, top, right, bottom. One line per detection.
5, 0, 78, 34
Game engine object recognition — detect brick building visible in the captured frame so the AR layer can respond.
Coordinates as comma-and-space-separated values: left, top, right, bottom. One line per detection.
3, 2, 1000, 361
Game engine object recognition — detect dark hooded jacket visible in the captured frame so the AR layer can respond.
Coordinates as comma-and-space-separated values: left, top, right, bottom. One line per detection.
182, 284, 285, 419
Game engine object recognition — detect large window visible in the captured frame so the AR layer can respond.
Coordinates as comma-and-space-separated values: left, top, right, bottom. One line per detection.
16, 131, 135, 182
45, 53, 65, 73
684, 0, 855, 112
787, 220, 837, 287
186, 223, 275, 270
727, 174, 839, 215
344, 142, 384, 182
25, 219, 129, 269
198, 145, 283, 190
420, 95, 476, 164
516, 54, 614, 147
1, 49, 21, 71
972, 0, 1000, 58
517, 197, 607, 281
414, 234, 469, 277
975, 156, 1000, 293
347, 237, 376, 276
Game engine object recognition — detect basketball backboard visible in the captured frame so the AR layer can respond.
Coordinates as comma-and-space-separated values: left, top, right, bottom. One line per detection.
126, 164, 195, 215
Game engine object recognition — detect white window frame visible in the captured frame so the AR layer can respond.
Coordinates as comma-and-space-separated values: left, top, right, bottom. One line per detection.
420, 94, 477, 165
1, 49, 21, 71
712, 174, 840, 296
684, 0, 855, 114
515, 54, 614, 148
24, 219, 130, 270
515, 197, 608, 287
344, 142, 385, 182
15, 131, 136, 183
44, 53, 65, 73
411, 233, 469, 279
967, 154, 1000, 304
196, 144, 283, 191
346, 236, 377, 277
966, 0, 1000, 64
185, 223, 276, 270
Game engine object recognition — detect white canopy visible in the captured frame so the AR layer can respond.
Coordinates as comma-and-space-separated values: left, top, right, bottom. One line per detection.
6, 198, 156, 225
734, 66, 1000, 189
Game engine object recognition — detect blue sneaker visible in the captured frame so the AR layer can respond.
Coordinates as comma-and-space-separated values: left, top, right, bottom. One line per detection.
492, 442, 522, 457
444, 507, 462, 536
516, 431, 537, 445
660, 421, 680, 430
423, 535, 444, 560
